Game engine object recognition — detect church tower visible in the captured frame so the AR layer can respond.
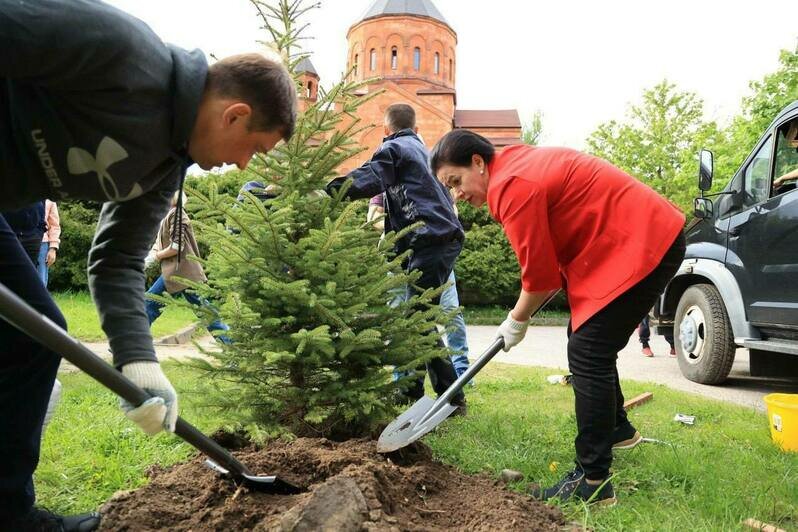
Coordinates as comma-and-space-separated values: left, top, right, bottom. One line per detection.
332, 0, 521, 173
338, 0, 458, 171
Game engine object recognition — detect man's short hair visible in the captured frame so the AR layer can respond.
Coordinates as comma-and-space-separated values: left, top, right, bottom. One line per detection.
207, 53, 297, 140
384, 103, 416, 132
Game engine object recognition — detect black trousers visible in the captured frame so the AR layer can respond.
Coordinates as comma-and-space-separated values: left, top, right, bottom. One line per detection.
0, 216, 65, 520
567, 232, 685, 480
403, 239, 465, 403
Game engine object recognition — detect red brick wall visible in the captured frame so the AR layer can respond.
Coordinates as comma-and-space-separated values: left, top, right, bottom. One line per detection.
335, 14, 458, 173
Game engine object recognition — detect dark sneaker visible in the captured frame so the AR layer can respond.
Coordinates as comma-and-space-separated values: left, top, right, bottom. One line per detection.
530, 468, 616, 506
449, 397, 468, 417
448, 396, 468, 417
8, 508, 101, 532
612, 424, 643, 450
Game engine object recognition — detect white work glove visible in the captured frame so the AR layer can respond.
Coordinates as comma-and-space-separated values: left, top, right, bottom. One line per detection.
120, 362, 178, 435
494, 312, 530, 352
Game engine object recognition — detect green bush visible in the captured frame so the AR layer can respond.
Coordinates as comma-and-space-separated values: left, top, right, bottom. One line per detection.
456, 201, 494, 230
185, 169, 250, 202
48, 201, 100, 292
454, 204, 570, 311
455, 223, 521, 306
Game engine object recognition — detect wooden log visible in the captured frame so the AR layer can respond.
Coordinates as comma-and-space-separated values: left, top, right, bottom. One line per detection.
742, 518, 786, 532
623, 392, 653, 411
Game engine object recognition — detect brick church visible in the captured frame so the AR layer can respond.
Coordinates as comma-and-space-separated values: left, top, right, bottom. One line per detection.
297, 0, 522, 173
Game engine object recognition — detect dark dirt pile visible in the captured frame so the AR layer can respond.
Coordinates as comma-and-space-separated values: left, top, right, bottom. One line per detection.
99, 437, 565, 531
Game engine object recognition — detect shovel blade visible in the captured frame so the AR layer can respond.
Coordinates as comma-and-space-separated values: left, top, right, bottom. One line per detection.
377, 396, 458, 453
204, 459, 304, 494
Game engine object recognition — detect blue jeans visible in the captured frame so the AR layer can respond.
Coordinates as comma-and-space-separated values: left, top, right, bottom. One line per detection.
145, 275, 231, 344
36, 242, 49, 287
0, 215, 64, 520
440, 271, 470, 378
392, 241, 464, 403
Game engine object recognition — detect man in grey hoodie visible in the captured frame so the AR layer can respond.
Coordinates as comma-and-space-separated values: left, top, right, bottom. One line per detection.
0, 1, 297, 529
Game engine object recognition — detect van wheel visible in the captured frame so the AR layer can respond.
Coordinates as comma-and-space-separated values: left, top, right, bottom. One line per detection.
674, 284, 736, 384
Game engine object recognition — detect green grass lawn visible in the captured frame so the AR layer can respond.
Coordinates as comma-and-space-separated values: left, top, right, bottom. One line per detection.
38, 362, 797, 530
463, 305, 570, 326
53, 291, 197, 342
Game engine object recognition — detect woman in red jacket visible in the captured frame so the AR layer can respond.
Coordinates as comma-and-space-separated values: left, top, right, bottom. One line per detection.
431, 130, 685, 506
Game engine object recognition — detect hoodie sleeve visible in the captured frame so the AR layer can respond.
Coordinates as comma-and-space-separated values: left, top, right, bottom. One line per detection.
0, 0, 170, 90
328, 142, 401, 200
88, 184, 174, 368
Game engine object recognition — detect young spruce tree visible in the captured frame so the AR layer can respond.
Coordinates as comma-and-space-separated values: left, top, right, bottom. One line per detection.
184, 0, 452, 439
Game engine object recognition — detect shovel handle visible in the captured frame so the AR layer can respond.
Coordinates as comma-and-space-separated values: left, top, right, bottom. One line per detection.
0, 282, 252, 477
436, 337, 503, 407
420, 289, 562, 425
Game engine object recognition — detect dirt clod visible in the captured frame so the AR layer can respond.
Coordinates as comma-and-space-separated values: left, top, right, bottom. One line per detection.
99, 437, 564, 531
500, 469, 525, 483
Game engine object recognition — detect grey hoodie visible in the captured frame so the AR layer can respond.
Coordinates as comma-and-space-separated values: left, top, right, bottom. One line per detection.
0, 0, 208, 366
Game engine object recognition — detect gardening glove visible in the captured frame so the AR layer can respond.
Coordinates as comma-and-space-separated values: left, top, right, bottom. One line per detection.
120, 361, 178, 435
494, 312, 530, 352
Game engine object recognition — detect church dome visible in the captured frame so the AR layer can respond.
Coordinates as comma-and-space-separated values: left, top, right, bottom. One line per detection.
347, 0, 456, 88
359, 0, 449, 28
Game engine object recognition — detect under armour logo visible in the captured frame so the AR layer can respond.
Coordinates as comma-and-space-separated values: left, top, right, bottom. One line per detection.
67, 137, 142, 201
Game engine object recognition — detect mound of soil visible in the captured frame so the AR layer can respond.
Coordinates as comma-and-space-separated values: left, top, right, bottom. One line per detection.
99, 437, 564, 531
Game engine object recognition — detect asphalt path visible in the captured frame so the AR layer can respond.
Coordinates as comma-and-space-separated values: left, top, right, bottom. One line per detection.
72, 325, 798, 411
467, 325, 798, 411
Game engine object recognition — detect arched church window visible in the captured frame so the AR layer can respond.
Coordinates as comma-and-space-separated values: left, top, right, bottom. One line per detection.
391, 47, 398, 70
370, 49, 376, 71
353, 54, 358, 76
306, 81, 313, 98
413, 47, 421, 71
433, 52, 440, 75
449, 59, 453, 80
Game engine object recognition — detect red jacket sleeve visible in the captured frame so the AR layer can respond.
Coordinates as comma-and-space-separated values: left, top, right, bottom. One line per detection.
494, 177, 562, 292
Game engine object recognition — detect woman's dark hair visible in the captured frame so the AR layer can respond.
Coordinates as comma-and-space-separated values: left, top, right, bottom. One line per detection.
430, 129, 495, 174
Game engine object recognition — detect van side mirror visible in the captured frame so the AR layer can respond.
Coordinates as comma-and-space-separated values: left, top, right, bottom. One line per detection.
698, 149, 714, 191
694, 197, 713, 219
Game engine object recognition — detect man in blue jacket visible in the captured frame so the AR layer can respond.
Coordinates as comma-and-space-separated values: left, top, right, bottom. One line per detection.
0, 1, 296, 529
326, 103, 466, 411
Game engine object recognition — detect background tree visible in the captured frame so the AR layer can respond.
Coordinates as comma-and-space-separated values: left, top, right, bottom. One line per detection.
714, 47, 798, 182
183, 0, 452, 440
586, 80, 723, 212
522, 110, 544, 145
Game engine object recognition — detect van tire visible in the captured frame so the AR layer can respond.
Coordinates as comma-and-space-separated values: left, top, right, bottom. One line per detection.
674, 284, 736, 384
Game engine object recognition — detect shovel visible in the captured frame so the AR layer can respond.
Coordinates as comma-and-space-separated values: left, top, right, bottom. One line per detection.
378, 289, 560, 453
0, 282, 302, 495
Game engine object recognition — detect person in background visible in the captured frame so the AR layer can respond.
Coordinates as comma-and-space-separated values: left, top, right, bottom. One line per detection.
37, 200, 60, 287
327, 103, 466, 413
773, 167, 798, 188
431, 129, 686, 506
2, 202, 46, 266
638, 314, 675, 357
145, 191, 231, 343
367, 192, 473, 382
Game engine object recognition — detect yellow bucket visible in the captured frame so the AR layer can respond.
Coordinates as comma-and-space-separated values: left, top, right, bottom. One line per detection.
764, 393, 798, 452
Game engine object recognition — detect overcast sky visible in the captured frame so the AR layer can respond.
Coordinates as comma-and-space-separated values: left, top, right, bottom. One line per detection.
108, 0, 798, 149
